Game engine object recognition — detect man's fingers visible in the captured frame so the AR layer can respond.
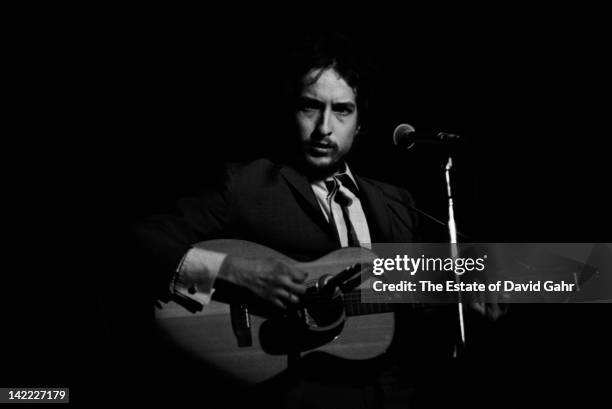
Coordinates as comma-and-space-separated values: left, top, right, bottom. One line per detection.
272, 298, 287, 309
287, 267, 308, 283
276, 289, 301, 305
470, 300, 486, 315
486, 303, 504, 321
273, 262, 307, 283
467, 289, 485, 314
486, 290, 510, 320
279, 275, 308, 295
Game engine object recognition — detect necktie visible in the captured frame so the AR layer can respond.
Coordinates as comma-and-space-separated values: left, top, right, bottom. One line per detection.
325, 176, 360, 247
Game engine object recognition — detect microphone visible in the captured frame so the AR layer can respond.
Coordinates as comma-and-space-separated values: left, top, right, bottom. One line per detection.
393, 123, 460, 149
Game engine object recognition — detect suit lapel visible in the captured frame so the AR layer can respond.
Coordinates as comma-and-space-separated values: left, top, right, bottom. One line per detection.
278, 164, 338, 240
354, 175, 393, 242
277, 163, 398, 244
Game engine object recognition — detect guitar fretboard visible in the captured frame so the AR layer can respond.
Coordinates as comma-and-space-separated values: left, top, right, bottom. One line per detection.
343, 290, 396, 316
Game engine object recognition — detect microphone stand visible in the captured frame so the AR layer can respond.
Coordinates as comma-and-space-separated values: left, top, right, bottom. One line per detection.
445, 157, 466, 357
393, 126, 467, 356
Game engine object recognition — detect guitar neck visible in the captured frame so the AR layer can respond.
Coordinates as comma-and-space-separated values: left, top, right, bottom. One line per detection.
343, 290, 395, 316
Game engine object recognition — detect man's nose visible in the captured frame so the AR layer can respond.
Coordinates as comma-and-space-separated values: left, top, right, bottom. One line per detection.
316, 109, 332, 137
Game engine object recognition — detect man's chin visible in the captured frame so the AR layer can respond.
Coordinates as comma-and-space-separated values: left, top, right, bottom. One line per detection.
302, 154, 341, 176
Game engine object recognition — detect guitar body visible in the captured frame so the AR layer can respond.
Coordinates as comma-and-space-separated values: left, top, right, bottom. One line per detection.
154, 240, 395, 384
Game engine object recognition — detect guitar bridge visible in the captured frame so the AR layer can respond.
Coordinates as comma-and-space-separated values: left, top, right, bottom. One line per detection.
230, 303, 252, 347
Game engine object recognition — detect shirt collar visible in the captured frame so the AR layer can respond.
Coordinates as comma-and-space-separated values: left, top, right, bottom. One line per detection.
311, 162, 359, 193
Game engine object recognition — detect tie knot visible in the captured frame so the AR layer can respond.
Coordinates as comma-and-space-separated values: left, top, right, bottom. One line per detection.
336, 174, 359, 198
324, 175, 359, 196
325, 175, 357, 207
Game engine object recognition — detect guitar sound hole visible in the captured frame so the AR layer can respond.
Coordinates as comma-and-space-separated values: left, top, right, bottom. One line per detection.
300, 288, 345, 330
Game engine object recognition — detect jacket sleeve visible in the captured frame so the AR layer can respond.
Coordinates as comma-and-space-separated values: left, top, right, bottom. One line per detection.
127, 166, 234, 298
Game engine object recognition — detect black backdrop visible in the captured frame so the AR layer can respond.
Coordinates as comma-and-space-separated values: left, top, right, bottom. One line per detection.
4, 14, 610, 407
107, 24, 609, 242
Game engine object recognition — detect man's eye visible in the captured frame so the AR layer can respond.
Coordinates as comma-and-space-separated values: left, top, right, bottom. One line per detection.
333, 104, 355, 116
299, 102, 319, 112
335, 108, 354, 116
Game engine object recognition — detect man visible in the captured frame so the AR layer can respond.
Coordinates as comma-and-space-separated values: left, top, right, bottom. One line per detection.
134, 33, 420, 311
130, 33, 482, 408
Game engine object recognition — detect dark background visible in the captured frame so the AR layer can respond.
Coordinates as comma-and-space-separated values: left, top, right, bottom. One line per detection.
105, 23, 609, 243
4, 11, 610, 407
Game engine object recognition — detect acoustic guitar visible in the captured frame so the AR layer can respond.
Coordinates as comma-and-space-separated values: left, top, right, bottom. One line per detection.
154, 239, 399, 384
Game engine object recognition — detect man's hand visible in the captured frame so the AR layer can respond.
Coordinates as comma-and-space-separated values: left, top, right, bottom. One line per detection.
467, 290, 510, 321
218, 255, 308, 309
468, 301, 509, 321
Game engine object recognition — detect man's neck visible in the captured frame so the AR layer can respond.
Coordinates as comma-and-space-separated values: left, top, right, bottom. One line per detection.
304, 161, 348, 182
275, 151, 350, 181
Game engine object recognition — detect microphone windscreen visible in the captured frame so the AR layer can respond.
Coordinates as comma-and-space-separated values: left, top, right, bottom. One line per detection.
393, 123, 416, 146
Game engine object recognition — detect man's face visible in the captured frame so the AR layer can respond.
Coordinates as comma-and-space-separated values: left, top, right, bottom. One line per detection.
294, 68, 359, 172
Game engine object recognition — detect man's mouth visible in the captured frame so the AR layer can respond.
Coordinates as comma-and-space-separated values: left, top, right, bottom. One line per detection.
309, 142, 335, 155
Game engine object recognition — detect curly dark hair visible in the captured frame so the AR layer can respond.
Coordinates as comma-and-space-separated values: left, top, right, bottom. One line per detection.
283, 31, 371, 131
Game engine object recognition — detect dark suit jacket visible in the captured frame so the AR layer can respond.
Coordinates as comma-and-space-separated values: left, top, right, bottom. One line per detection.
131, 157, 420, 296
127, 157, 464, 407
